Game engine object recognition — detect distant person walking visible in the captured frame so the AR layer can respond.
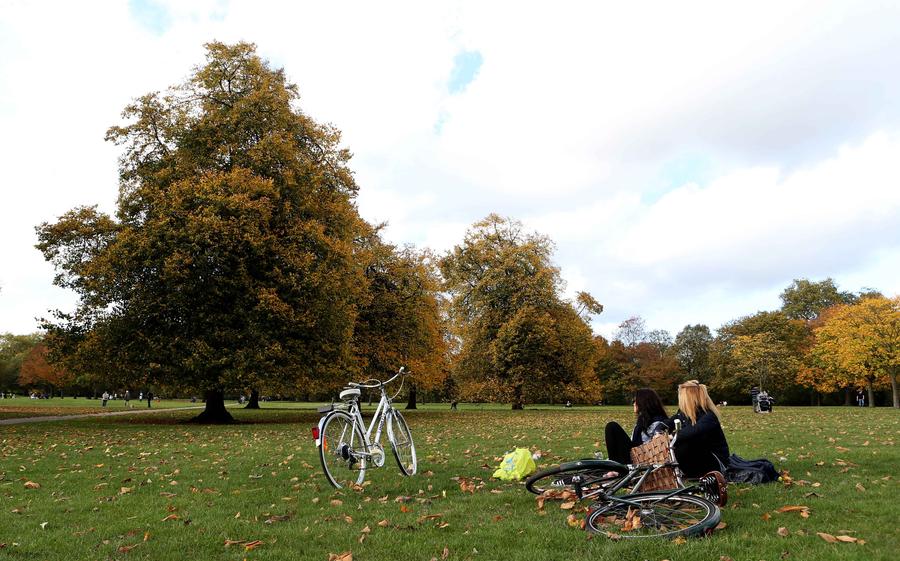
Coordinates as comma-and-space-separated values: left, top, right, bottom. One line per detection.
147, 391, 153, 408
124, 390, 131, 408
856, 389, 865, 407
101, 391, 109, 407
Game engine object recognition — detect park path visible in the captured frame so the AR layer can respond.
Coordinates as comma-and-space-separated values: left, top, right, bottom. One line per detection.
0, 403, 241, 426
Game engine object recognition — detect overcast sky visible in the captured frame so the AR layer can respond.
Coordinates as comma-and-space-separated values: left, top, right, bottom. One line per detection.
2, 0, 899, 339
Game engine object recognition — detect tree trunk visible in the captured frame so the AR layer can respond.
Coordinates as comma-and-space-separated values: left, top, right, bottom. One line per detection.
244, 388, 260, 409
405, 383, 417, 410
891, 373, 898, 409
844, 387, 853, 406
867, 380, 875, 408
511, 384, 524, 410
191, 389, 234, 423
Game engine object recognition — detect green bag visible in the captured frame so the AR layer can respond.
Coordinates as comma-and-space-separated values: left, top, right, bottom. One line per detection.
492, 448, 536, 481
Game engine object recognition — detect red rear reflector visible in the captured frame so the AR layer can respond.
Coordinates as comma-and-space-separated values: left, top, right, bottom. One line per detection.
312, 427, 320, 440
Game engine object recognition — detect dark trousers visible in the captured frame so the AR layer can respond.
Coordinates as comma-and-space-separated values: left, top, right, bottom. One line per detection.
605, 421, 633, 465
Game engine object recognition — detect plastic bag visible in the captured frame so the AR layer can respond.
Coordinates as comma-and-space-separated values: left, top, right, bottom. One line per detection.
492, 447, 536, 481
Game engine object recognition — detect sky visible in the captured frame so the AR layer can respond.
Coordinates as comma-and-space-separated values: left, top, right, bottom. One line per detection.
1, 0, 900, 339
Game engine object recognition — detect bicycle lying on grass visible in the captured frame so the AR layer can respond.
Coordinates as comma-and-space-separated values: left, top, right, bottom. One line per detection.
525, 421, 727, 539
313, 367, 417, 489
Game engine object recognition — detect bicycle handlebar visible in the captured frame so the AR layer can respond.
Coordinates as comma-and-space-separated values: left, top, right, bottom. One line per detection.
347, 367, 406, 389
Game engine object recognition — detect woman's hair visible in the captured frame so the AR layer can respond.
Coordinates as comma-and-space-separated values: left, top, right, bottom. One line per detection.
634, 388, 667, 426
677, 380, 720, 424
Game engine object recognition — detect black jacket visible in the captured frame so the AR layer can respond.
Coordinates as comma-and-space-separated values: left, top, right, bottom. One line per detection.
666, 409, 729, 477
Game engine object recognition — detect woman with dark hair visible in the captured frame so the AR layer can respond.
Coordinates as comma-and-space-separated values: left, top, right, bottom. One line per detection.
604, 388, 669, 464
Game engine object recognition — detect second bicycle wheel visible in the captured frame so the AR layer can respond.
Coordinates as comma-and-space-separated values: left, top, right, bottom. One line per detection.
319, 411, 367, 489
525, 459, 627, 499
585, 492, 720, 539
387, 410, 417, 476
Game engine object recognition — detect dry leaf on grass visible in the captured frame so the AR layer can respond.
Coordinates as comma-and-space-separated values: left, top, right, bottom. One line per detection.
23, 481, 40, 490
775, 505, 809, 513
441, 546, 450, 559
328, 551, 352, 561
161, 514, 179, 522
817, 532, 838, 544
777, 527, 790, 537
330, 499, 343, 507
835, 535, 859, 543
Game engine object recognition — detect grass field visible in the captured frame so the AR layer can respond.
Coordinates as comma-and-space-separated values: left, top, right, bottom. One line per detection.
0, 405, 896, 560
0, 398, 205, 420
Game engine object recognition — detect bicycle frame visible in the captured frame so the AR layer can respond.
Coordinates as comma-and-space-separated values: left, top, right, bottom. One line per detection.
314, 369, 404, 464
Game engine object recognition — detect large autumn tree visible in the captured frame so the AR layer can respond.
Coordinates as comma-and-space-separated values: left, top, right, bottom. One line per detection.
18, 342, 74, 396
440, 215, 600, 409
808, 296, 900, 408
352, 234, 449, 409
709, 311, 809, 403
36, 43, 368, 422
780, 278, 856, 321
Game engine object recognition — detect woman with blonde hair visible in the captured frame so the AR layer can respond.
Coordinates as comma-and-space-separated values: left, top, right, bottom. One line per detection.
667, 380, 730, 478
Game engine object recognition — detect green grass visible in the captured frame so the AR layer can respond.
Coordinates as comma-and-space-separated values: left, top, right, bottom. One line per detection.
0, 406, 896, 560
0, 398, 204, 420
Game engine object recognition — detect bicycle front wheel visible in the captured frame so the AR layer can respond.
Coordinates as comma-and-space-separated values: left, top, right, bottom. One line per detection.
525, 459, 627, 498
319, 411, 367, 489
387, 410, 417, 476
585, 492, 720, 539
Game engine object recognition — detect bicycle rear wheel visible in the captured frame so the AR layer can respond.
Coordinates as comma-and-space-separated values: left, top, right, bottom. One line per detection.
387, 410, 417, 476
525, 459, 627, 499
586, 492, 720, 539
319, 411, 367, 489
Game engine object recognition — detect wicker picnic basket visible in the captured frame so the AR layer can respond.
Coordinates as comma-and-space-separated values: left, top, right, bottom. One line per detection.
629, 432, 679, 491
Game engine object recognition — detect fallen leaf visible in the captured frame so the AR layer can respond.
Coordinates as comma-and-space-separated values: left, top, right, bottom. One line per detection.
377, 519, 389, 527
161, 514, 179, 522
761, 513, 772, 521
441, 546, 450, 559
776, 505, 809, 513
720, 556, 735, 561
24, 481, 40, 490
855, 483, 866, 492
560, 501, 576, 510
672, 535, 687, 545
817, 532, 838, 544
715, 522, 727, 530
244, 540, 263, 551
330, 499, 343, 507
777, 527, 790, 537
117, 544, 138, 553
328, 552, 352, 561
835, 535, 858, 543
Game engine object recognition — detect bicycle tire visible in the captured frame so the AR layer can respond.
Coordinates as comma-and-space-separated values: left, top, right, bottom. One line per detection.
318, 411, 367, 489
585, 491, 720, 539
525, 459, 628, 498
387, 409, 417, 476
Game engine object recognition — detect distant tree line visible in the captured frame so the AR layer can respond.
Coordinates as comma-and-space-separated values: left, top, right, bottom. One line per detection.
8, 43, 896, 419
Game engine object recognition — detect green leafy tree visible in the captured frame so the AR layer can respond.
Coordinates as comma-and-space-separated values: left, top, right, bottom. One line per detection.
673, 324, 714, 383
36, 43, 368, 422
780, 278, 855, 321
440, 214, 599, 408
0, 333, 42, 391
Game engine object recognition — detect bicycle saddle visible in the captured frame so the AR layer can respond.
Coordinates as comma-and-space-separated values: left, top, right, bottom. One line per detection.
339, 388, 361, 401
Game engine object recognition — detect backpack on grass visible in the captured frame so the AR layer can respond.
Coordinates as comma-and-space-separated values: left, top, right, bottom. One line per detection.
725, 454, 779, 484
492, 448, 536, 481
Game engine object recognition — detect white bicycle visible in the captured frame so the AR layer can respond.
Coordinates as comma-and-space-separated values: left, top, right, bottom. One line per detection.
314, 367, 417, 488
